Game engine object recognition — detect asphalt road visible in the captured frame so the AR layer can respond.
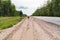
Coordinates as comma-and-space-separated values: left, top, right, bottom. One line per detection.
0, 17, 60, 40
34, 16, 60, 25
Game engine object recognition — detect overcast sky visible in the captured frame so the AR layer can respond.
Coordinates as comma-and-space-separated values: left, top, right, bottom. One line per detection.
11, 0, 48, 16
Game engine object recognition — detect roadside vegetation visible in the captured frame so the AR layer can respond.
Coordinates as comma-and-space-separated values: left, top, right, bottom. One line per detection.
0, 0, 27, 29
0, 0, 27, 17
32, 0, 60, 17
0, 0, 19, 16
0, 17, 25, 29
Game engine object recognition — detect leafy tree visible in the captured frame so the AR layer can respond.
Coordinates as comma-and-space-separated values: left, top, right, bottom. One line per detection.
0, 0, 20, 16
32, 0, 60, 17
19, 11, 23, 17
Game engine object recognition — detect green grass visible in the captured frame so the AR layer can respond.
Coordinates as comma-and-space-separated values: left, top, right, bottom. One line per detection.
0, 17, 24, 29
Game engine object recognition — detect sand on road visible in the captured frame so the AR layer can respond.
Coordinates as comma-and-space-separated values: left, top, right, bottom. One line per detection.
0, 17, 60, 40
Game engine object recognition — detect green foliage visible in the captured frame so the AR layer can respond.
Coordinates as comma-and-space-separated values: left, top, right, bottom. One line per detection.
0, 0, 20, 16
19, 11, 23, 17
0, 17, 24, 29
32, 0, 60, 17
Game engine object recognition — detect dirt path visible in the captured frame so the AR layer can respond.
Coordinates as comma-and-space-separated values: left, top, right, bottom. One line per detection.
0, 17, 60, 40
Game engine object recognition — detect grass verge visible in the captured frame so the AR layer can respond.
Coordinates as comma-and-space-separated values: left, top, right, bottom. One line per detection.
0, 17, 25, 29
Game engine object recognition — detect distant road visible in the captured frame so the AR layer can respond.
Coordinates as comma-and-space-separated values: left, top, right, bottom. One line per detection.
34, 16, 60, 25
0, 17, 60, 40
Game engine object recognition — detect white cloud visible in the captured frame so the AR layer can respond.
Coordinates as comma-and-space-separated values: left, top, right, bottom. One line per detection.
11, 0, 48, 16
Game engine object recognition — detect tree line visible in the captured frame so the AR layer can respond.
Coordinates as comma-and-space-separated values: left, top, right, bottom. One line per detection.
32, 0, 60, 17
0, 0, 26, 17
